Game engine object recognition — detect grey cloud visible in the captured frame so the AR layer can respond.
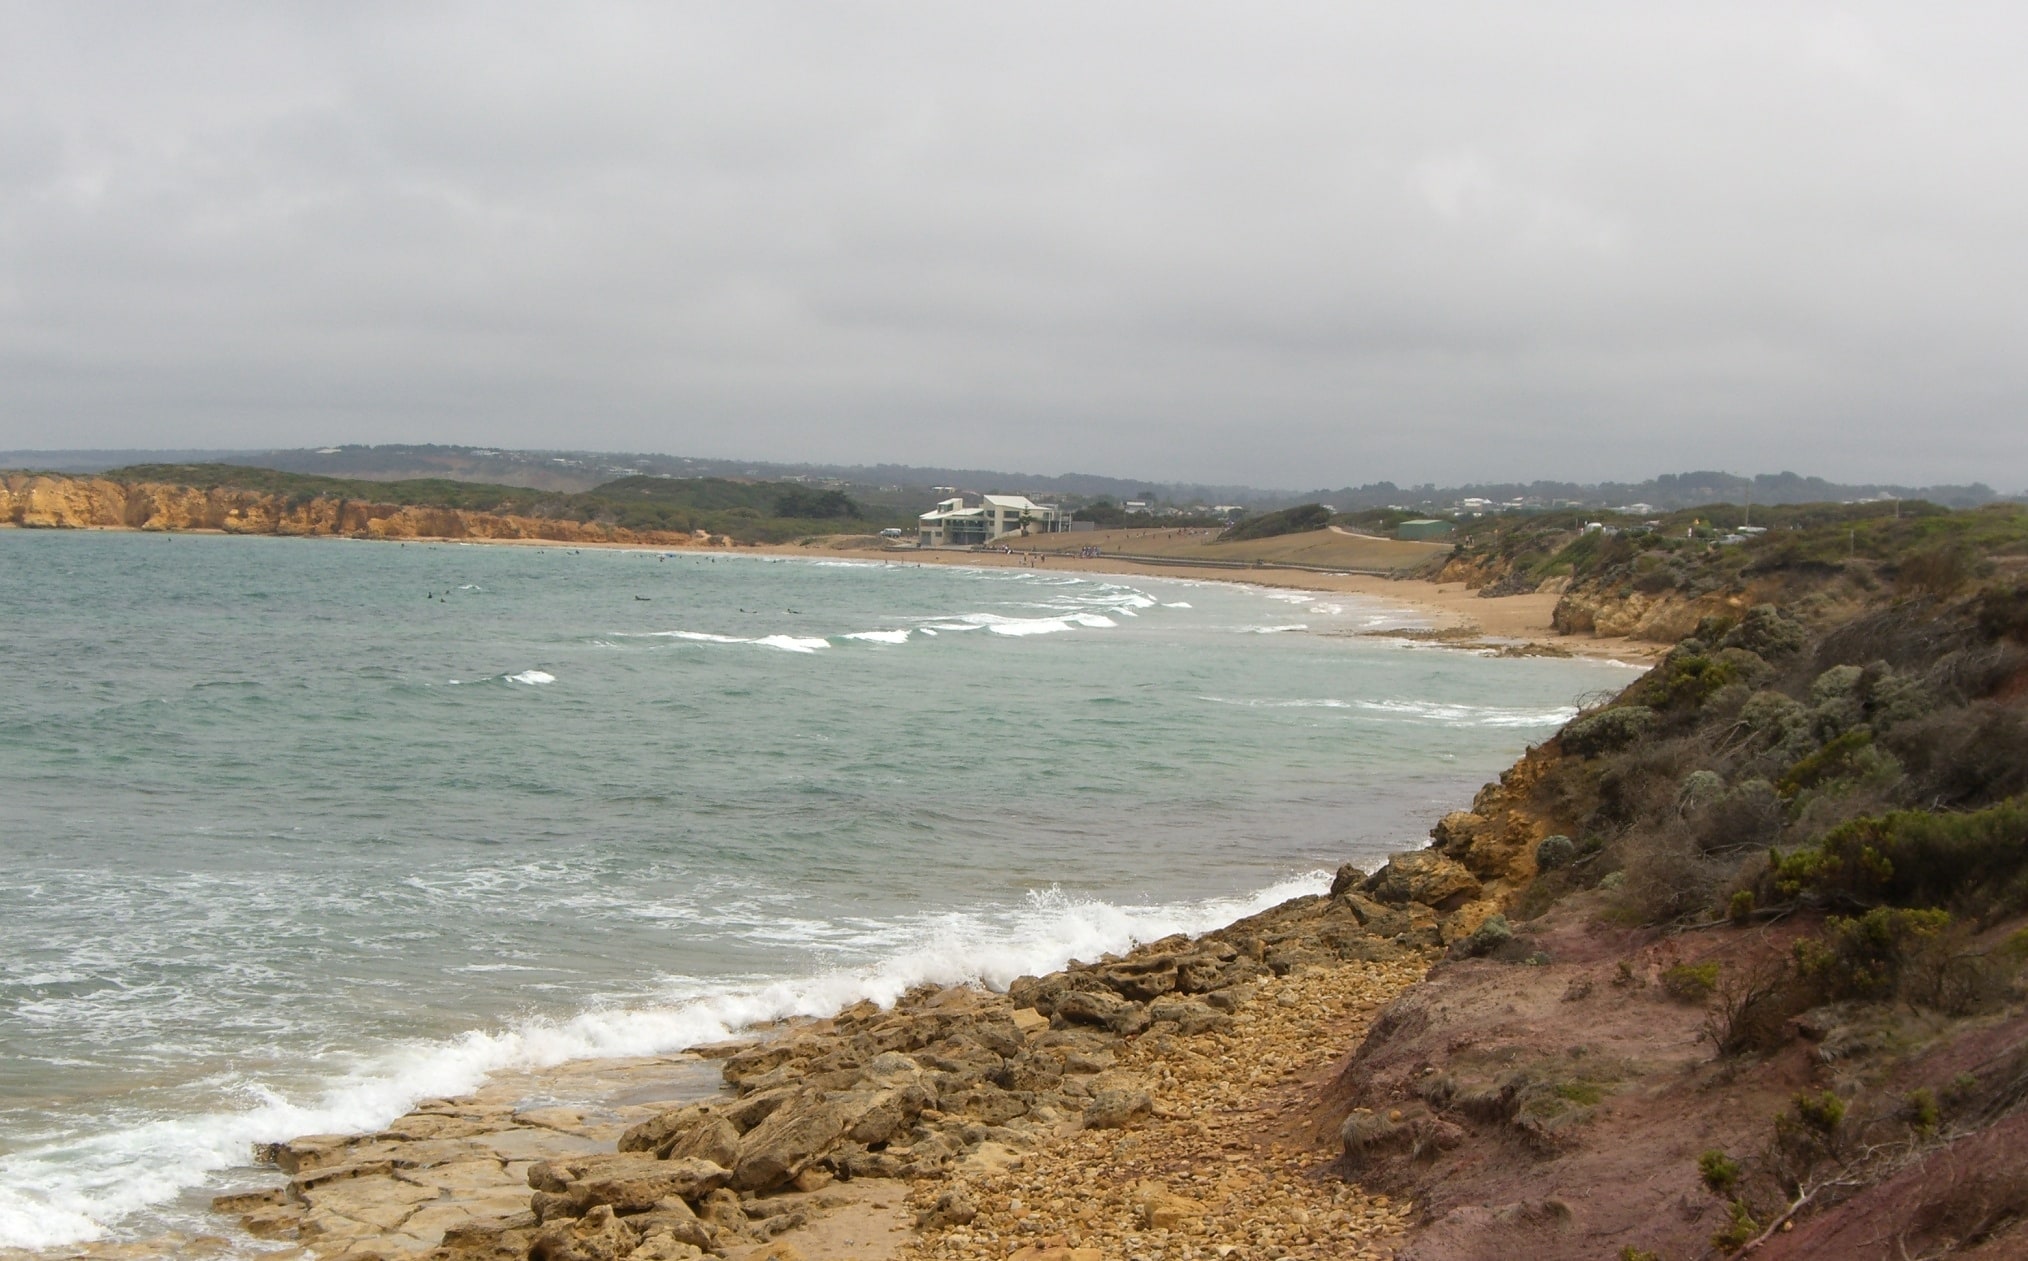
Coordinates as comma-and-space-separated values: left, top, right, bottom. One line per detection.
0, 2, 2022, 489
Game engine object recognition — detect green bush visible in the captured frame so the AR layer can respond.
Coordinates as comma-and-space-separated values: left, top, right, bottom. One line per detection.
1720, 603, 1807, 658
1712, 1198, 1760, 1252
1662, 962, 1721, 1003
1770, 799, 2028, 911
1699, 1148, 1741, 1193
1791, 1089, 1847, 1133
1219, 503, 1331, 542
1907, 1088, 1940, 1135
1534, 834, 1577, 871
1636, 654, 1739, 711
1776, 729, 1881, 798
1562, 706, 1659, 757
1792, 907, 1953, 1001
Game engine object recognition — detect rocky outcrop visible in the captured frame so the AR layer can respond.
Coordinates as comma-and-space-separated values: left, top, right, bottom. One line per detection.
1551, 584, 1742, 643
220, 875, 1468, 1260
0, 473, 729, 547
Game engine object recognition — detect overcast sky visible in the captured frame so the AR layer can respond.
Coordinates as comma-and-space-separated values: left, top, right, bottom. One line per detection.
2, 4, 2023, 490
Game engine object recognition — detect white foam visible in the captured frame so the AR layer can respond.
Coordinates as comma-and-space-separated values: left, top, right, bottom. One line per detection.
505, 670, 556, 686
1199, 696, 1352, 709
843, 630, 911, 645
1238, 624, 1308, 634
1196, 696, 1577, 727
0, 872, 1330, 1249
1164, 602, 1193, 609
751, 635, 830, 654
1354, 699, 1578, 727
639, 631, 830, 654
945, 612, 1118, 637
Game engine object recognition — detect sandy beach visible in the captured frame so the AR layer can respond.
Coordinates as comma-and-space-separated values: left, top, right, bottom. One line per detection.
743, 537, 1663, 664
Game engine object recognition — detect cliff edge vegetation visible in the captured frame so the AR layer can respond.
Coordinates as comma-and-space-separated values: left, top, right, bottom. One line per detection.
1331, 510, 2028, 1258
0, 464, 909, 546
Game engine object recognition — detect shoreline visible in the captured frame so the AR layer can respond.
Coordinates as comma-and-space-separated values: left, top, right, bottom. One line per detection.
1, 523, 1653, 1259
203, 874, 1448, 1261
0, 522, 1662, 663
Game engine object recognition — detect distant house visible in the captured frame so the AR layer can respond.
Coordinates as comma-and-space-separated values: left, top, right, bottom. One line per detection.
1395, 518, 1454, 541
918, 493, 1068, 547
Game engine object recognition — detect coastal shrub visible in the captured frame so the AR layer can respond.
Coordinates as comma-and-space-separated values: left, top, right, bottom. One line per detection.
1632, 567, 1676, 594
1219, 503, 1331, 542
1702, 954, 1800, 1057
1896, 542, 1980, 596
1449, 914, 1514, 959
1906, 1088, 1941, 1134
1677, 770, 1727, 816
1886, 704, 2028, 808
1721, 604, 1807, 659
1809, 664, 1869, 737
1738, 691, 1811, 751
1662, 962, 1721, 1003
1591, 738, 1701, 830
1618, 833, 1723, 924
1792, 907, 1953, 1001
1562, 705, 1658, 758
1777, 730, 1881, 799
1534, 834, 1576, 872
1699, 1149, 1742, 1194
1898, 920, 2015, 1016
1865, 667, 1937, 731
1769, 799, 2028, 912
1712, 1199, 1760, 1252
1976, 582, 2028, 642
1791, 1089, 1847, 1134
1693, 780, 1784, 854
772, 488, 860, 520
1637, 653, 1740, 712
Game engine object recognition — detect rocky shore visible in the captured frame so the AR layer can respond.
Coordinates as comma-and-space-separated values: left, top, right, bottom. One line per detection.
208, 866, 1479, 1261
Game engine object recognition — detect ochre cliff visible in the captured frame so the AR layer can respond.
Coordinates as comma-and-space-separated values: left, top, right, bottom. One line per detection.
0, 474, 727, 547
1550, 584, 1744, 641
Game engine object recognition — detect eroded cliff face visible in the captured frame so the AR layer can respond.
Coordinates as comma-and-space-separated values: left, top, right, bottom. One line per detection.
0, 474, 726, 547
1549, 584, 1744, 641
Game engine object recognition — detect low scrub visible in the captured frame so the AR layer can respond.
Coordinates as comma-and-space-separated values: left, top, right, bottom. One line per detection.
1768, 798, 2028, 914
1218, 503, 1331, 542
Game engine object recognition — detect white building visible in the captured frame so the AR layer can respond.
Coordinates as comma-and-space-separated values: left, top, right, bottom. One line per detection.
918, 493, 1068, 546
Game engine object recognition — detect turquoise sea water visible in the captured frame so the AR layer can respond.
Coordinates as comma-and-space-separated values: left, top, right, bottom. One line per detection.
0, 531, 1634, 1250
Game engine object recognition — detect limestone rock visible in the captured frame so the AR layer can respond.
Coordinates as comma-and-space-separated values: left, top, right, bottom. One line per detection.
1051, 989, 1150, 1036
1128, 1179, 1206, 1229
1145, 997, 1230, 1036
732, 1096, 852, 1191
625, 1196, 713, 1252
917, 1186, 978, 1229
573, 1155, 731, 1214
437, 1216, 541, 1261
261, 1133, 358, 1175
1082, 1087, 1153, 1130
1360, 851, 1484, 911
529, 1203, 638, 1261
619, 1103, 741, 1169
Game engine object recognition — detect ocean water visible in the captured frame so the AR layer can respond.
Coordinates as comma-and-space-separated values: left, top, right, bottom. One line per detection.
0, 531, 1634, 1250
